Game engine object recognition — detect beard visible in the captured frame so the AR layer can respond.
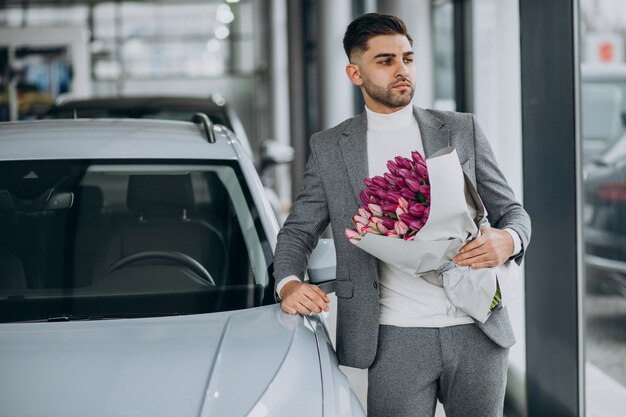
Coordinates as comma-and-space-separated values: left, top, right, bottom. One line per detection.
361, 75, 415, 109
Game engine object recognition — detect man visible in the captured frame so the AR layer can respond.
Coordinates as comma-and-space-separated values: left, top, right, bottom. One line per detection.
273, 13, 531, 417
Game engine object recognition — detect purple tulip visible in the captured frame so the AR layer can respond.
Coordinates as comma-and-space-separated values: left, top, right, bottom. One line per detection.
359, 190, 370, 205
395, 156, 413, 170
382, 217, 395, 230
372, 176, 388, 189
406, 219, 424, 231
387, 191, 401, 202
408, 203, 425, 218
405, 178, 421, 192
395, 177, 407, 188
400, 188, 414, 199
381, 203, 397, 213
386, 160, 399, 173
363, 177, 374, 188
397, 168, 411, 179
411, 150, 425, 166
416, 162, 428, 179
419, 185, 431, 197
424, 207, 430, 219
374, 189, 387, 199
399, 213, 415, 224
383, 172, 397, 185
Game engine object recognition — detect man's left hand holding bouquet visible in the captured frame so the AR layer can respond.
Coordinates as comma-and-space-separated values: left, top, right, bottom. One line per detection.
453, 225, 515, 269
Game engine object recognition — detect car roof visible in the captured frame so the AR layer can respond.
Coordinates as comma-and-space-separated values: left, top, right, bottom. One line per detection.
46, 96, 232, 127
0, 119, 241, 161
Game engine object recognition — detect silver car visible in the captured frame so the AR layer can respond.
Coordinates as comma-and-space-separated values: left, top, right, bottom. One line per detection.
0, 118, 364, 417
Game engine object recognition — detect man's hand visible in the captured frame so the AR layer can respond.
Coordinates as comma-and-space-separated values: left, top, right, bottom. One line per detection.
280, 281, 330, 315
453, 226, 514, 269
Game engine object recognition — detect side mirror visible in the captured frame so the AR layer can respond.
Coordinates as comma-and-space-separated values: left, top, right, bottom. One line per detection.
260, 139, 294, 171
308, 239, 336, 294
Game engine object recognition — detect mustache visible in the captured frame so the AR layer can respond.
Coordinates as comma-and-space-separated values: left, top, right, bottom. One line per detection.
390, 78, 413, 88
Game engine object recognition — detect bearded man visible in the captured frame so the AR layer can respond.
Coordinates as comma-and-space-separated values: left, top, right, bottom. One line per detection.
273, 13, 531, 417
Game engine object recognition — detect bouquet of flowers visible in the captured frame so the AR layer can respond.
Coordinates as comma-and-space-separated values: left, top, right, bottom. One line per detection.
345, 151, 431, 243
344, 148, 510, 322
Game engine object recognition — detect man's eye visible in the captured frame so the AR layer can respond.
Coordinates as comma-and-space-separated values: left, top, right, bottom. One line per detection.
379, 60, 391, 65
404, 58, 414, 63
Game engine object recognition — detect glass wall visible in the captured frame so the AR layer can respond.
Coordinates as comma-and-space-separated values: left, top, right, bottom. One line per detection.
580, 0, 626, 415
0, 1, 261, 148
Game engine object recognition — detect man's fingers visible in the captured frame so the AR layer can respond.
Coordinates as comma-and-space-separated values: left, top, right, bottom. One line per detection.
303, 297, 324, 313
469, 260, 499, 269
305, 290, 329, 312
455, 246, 488, 263
280, 283, 330, 315
280, 302, 298, 315
458, 236, 486, 254
295, 301, 314, 315
312, 285, 330, 303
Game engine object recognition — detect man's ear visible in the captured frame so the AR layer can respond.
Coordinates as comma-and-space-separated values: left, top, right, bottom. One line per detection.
346, 63, 363, 86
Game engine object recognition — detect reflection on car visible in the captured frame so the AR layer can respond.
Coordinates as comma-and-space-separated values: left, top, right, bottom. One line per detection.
0, 118, 364, 417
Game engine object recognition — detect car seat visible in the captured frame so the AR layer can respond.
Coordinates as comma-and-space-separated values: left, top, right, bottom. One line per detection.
97, 174, 228, 286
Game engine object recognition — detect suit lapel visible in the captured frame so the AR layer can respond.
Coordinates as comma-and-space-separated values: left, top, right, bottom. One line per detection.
413, 107, 449, 158
339, 107, 449, 205
339, 112, 369, 204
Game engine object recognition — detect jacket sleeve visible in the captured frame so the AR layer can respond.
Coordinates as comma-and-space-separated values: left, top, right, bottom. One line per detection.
273, 137, 331, 292
472, 114, 532, 265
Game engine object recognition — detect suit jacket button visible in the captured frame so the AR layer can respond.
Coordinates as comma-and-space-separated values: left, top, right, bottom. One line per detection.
372, 282, 378, 289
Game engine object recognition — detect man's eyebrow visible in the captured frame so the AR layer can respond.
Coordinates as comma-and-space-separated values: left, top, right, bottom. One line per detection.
372, 51, 415, 59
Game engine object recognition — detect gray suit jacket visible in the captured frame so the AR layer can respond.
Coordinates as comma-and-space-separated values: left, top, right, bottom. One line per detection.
273, 107, 531, 369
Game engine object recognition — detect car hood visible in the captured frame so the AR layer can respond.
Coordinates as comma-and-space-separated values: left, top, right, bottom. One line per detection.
0, 305, 322, 417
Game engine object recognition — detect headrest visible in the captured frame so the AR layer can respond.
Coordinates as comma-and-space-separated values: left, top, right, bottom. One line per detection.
75, 186, 104, 210
127, 175, 194, 212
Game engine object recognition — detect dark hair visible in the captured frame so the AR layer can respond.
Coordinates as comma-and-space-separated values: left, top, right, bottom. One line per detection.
343, 13, 413, 61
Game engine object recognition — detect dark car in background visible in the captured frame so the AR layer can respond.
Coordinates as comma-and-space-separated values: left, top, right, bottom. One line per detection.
584, 131, 626, 296
581, 64, 626, 296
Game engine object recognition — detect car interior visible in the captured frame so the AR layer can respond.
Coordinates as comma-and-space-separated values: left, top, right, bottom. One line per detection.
0, 159, 275, 322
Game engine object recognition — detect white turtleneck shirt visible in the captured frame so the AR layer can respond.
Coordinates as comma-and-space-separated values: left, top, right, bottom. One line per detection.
365, 104, 475, 327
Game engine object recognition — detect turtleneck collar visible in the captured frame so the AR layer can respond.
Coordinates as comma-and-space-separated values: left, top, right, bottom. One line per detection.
365, 103, 415, 131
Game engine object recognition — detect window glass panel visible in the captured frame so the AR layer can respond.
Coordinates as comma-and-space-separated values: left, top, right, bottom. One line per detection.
580, 1, 626, 414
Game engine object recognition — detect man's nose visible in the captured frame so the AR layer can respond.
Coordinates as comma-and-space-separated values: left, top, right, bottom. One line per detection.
395, 62, 409, 78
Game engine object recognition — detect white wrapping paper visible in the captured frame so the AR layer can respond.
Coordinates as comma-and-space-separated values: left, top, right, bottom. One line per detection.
353, 147, 518, 323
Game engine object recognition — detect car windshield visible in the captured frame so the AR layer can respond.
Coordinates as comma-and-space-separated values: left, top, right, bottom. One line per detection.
0, 159, 275, 323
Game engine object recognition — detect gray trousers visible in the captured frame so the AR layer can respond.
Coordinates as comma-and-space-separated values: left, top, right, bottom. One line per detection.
367, 324, 509, 417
